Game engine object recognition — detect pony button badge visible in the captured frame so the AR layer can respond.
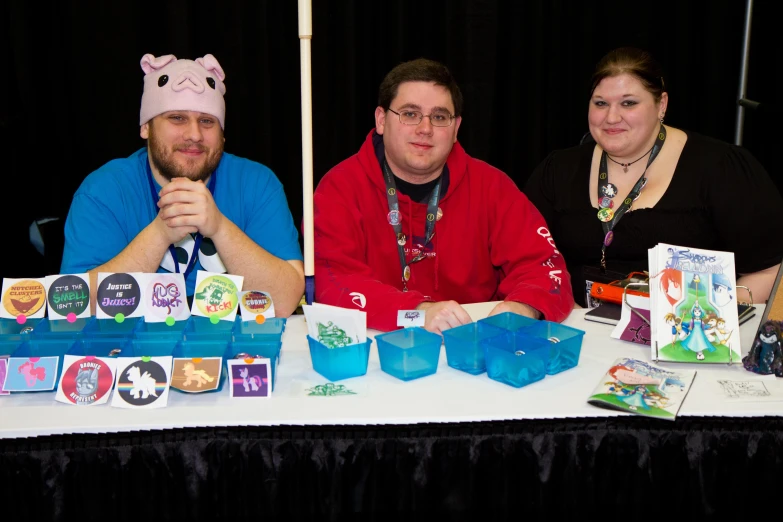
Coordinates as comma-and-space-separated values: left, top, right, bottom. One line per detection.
228, 358, 271, 398
110, 356, 172, 409
170, 357, 222, 393
55, 355, 117, 406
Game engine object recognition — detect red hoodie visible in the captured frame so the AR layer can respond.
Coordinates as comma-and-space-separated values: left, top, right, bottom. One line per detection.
314, 130, 574, 331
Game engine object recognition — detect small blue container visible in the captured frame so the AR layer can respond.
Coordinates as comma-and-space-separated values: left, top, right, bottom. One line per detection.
477, 311, 538, 332
375, 327, 442, 381
233, 317, 286, 342
31, 317, 89, 339
69, 337, 128, 358
183, 316, 234, 342
171, 340, 231, 392
231, 340, 281, 390
519, 321, 585, 375
134, 319, 188, 340
442, 322, 506, 375
0, 318, 41, 356
482, 330, 550, 388
122, 337, 179, 358
7, 339, 73, 391
82, 316, 142, 338
307, 336, 372, 382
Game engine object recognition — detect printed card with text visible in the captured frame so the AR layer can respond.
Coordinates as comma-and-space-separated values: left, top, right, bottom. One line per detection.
238, 291, 275, 321
55, 355, 117, 406
45, 274, 91, 321
95, 273, 144, 321
171, 357, 222, 393
228, 358, 271, 398
142, 273, 190, 323
1, 278, 47, 321
3, 355, 60, 392
110, 356, 172, 409
191, 271, 244, 322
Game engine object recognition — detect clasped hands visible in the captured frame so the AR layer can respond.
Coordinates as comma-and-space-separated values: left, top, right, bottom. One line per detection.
154, 178, 226, 243
416, 300, 541, 335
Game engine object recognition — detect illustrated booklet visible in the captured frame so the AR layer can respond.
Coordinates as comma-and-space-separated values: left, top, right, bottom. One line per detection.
648, 243, 741, 364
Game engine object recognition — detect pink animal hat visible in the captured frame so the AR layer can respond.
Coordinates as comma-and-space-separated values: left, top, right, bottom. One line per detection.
139, 53, 227, 128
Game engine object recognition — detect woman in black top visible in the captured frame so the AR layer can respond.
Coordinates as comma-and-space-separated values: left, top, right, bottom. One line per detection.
524, 47, 783, 308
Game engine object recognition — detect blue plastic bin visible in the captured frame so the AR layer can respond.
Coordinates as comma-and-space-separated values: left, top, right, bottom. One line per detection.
31, 317, 89, 339
230, 340, 281, 390
519, 321, 585, 375
477, 311, 538, 332
307, 336, 372, 382
170, 340, 231, 392
122, 337, 179, 358
183, 316, 235, 342
69, 337, 128, 358
375, 327, 441, 381
0, 318, 41, 356
442, 321, 506, 375
7, 339, 72, 391
233, 317, 286, 342
134, 319, 188, 340
82, 316, 142, 338
482, 330, 550, 388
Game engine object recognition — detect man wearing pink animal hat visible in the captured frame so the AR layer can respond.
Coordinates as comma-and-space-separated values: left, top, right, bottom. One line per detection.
61, 54, 304, 316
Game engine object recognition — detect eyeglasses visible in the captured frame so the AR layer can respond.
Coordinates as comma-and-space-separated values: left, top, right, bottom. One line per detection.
388, 108, 455, 127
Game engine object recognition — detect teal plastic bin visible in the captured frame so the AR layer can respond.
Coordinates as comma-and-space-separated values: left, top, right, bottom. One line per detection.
442, 321, 506, 375
307, 336, 371, 382
375, 327, 441, 381
518, 321, 585, 375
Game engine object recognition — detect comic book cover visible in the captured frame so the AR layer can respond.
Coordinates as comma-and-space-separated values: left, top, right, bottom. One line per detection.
648, 243, 741, 363
588, 357, 696, 420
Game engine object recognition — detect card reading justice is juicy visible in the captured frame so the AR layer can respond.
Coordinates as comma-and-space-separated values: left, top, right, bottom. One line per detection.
95, 273, 144, 321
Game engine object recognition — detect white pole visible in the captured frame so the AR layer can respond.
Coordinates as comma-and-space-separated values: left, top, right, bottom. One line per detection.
298, 0, 315, 304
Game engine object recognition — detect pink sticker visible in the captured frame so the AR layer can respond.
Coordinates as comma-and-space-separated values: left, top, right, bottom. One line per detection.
67, 313, 77, 323
16, 315, 27, 325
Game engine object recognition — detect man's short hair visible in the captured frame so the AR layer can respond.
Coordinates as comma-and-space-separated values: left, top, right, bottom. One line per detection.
378, 58, 463, 117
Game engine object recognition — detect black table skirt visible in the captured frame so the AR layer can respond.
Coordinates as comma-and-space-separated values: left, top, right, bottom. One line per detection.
2, 416, 782, 520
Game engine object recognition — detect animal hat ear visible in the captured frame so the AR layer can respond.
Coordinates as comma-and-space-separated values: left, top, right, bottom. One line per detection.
140, 54, 177, 75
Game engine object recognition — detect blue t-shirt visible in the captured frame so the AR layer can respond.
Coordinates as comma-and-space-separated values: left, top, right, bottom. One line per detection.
61, 148, 303, 295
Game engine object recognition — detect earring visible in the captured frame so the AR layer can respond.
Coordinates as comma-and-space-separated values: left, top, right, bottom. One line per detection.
660, 116, 665, 124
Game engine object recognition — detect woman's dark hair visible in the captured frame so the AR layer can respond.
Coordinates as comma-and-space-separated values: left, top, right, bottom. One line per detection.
378, 58, 463, 116
590, 47, 666, 102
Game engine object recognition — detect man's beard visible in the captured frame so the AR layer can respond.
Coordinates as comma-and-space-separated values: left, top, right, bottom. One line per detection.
148, 128, 224, 183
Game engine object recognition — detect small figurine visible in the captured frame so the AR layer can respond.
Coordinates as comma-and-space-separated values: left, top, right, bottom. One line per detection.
743, 321, 783, 377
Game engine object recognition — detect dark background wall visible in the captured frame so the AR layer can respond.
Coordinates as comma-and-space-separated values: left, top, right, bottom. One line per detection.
3, 0, 779, 278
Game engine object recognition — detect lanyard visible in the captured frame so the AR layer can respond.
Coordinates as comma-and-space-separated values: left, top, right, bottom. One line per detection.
381, 158, 441, 292
146, 159, 216, 278
597, 125, 666, 270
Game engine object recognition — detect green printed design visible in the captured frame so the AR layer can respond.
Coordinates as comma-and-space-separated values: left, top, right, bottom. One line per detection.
317, 321, 353, 348
307, 383, 357, 396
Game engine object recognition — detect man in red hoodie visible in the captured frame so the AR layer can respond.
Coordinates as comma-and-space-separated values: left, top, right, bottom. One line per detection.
314, 59, 574, 333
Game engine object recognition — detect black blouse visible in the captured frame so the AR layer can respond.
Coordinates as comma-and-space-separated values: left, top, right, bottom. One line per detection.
524, 131, 783, 307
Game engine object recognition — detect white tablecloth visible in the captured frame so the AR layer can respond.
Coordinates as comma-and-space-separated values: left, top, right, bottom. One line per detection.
1, 302, 780, 439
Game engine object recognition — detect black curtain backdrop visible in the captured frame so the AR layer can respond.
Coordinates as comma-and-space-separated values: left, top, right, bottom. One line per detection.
1, 417, 783, 520
3, 0, 778, 278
